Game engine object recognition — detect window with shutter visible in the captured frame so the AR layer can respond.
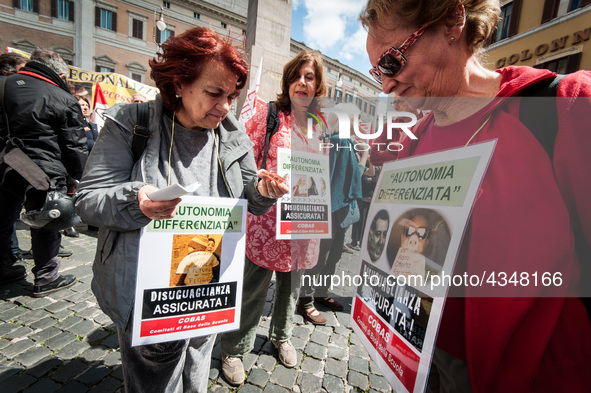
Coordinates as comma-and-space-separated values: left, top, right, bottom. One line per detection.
96, 65, 115, 73
56, 0, 69, 20
508, 0, 522, 37
541, 0, 560, 22
132, 19, 143, 39
493, 2, 514, 43
18, 0, 34, 11
112, 12, 117, 32
535, 52, 582, 73
96, 8, 115, 31
69, 1, 74, 22
159, 29, 173, 43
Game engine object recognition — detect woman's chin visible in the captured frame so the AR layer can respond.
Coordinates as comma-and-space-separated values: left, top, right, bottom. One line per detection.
291, 96, 313, 108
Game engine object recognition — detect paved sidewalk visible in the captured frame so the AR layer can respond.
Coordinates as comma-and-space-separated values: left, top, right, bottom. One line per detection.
0, 224, 392, 393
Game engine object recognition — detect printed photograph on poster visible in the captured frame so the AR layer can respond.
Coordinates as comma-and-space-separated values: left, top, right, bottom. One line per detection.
131, 196, 247, 347
292, 175, 308, 197
276, 147, 331, 239
387, 209, 451, 284
170, 234, 222, 286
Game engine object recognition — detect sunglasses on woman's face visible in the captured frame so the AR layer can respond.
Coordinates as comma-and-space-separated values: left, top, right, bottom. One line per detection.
369, 25, 428, 85
403, 226, 430, 240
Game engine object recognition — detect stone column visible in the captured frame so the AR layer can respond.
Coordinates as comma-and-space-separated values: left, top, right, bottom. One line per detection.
75, 0, 95, 70
238, 0, 292, 110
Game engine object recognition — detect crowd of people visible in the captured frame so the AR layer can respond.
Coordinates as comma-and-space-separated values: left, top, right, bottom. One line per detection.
1, 0, 590, 391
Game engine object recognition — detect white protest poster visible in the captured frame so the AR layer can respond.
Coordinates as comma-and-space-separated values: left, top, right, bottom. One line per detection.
350, 141, 495, 393
131, 196, 247, 346
275, 147, 331, 239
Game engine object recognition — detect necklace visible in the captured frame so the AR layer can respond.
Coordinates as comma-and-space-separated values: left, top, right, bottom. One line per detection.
167, 111, 176, 186
465, 115, 492, 146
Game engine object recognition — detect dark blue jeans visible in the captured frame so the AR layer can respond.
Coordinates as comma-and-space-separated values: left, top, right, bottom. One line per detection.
9, 224, 20, 254
0, 170, 60, 285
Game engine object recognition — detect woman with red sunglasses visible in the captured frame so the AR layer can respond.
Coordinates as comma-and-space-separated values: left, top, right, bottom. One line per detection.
361, 0, 591, 392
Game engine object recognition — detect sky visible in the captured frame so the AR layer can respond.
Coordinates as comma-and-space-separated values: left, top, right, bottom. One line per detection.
290, 0, 373, 79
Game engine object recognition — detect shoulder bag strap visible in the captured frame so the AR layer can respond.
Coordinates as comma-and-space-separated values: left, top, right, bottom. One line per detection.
261, 101, 280, 170
131, 101, 150, 162
518, 74, 565, 161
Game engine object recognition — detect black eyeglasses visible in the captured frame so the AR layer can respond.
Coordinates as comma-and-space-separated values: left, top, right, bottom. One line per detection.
369, 25, 428, 85
403, 226, 430, 240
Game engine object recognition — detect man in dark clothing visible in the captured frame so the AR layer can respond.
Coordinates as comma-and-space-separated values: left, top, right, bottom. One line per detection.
0, 49, 88, 294
0, 52, 28, 264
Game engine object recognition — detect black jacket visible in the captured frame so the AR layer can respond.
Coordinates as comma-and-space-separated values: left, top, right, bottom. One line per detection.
0, 61, 87, 181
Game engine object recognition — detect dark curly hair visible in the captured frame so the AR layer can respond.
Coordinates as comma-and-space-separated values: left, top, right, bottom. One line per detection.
149, 27, 248, 111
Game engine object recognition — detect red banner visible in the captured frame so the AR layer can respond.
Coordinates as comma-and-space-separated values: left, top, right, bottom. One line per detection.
140, 308, 235, 337
353, 299, 420, 392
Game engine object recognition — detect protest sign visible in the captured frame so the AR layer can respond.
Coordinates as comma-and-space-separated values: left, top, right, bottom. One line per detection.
132, 196, 247, 346
275, 147, 331, 239
351, 141, 495, 392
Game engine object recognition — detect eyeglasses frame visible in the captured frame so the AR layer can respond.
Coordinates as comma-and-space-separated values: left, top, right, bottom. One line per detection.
369, 24, 428, 85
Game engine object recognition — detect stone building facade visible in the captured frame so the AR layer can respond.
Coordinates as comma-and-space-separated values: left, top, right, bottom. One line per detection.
1, 0, 380, 121
484, 0, 591, 72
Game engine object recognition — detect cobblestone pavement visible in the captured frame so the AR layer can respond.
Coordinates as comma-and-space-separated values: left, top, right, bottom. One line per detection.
0, 223, 393, 393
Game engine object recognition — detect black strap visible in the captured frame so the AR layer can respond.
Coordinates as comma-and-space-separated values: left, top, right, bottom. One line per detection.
261, 101, 280, 170
0, 76, 17, 153
0, 77, 10, 142
518, 74, 565, 161
131, 101, 150, 162
519, 74, 591, 319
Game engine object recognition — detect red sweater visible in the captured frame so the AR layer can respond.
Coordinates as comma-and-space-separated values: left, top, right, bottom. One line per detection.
392, 66, 591, 392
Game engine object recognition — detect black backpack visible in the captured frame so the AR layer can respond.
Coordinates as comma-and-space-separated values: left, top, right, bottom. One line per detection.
519, 74, 591, 318
260, 101, 280, 170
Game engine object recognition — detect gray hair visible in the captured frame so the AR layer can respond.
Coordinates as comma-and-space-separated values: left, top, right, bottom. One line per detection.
30, 48, 68, 76
131, 93, 147, 103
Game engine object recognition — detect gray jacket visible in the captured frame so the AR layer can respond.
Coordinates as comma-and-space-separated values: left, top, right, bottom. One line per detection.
74, 97, 274, 330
